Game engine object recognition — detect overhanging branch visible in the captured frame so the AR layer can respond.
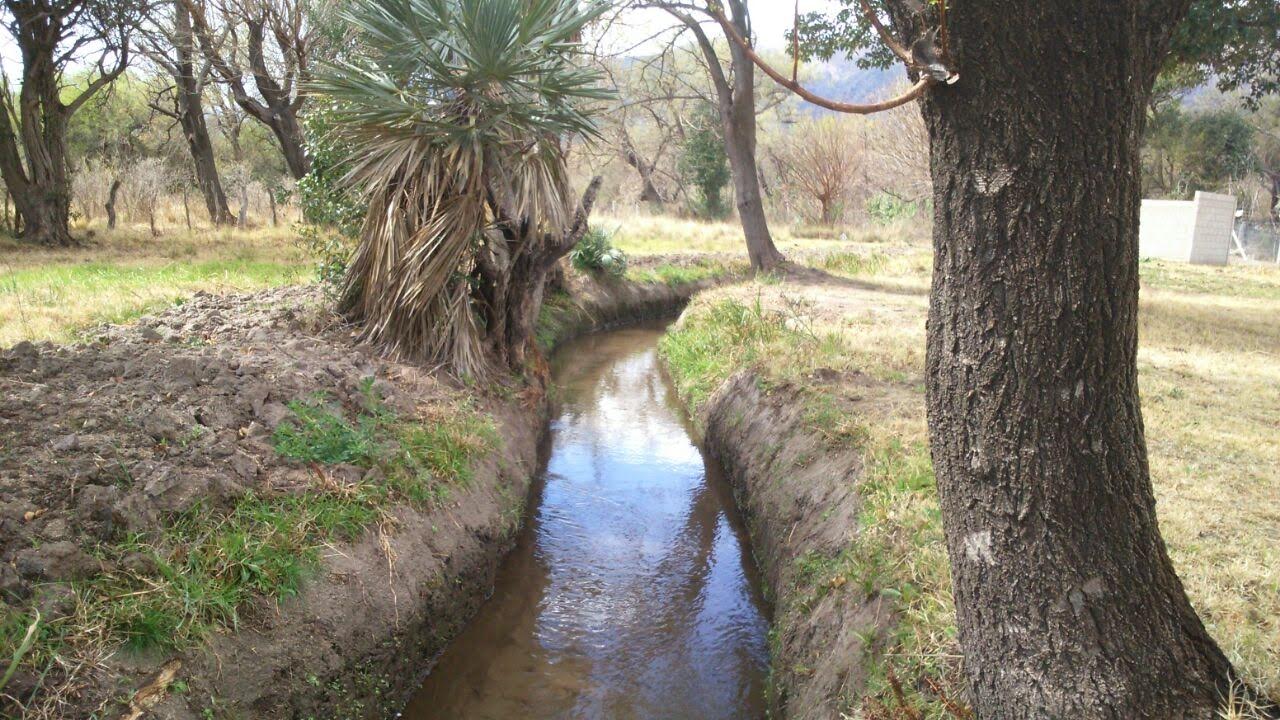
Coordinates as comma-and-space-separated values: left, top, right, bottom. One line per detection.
706, 0, 957, 115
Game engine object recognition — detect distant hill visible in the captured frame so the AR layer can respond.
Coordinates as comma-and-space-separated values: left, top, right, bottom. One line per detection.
799, 56, 905, 109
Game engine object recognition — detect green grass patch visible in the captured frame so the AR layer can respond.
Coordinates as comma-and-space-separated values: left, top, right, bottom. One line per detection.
624, 258, 741, 287
274, 394, 380, 465
782, 436, 957, 718
659, 295, 838, 414
817, 251, 889, 277
0, 259, 306, 345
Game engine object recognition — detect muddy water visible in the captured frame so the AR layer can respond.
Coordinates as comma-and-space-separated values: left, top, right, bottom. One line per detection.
402, 324, 770, 720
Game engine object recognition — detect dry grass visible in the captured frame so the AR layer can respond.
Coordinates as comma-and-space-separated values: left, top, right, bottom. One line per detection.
595, 212, 928, 258
1137, 260, 1280, 697
0, 223, 308, 346
658, 238, 1280, 711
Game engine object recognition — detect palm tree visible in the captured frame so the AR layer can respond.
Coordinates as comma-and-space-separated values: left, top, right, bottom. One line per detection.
312, 0, 608, 377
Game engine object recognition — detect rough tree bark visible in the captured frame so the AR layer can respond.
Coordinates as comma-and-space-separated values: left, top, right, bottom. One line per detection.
476, 175, 602, 372
917, 0, 1273, 716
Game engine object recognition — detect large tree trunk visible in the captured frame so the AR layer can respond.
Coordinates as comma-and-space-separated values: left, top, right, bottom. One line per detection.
0, 85, 76, 247
16, 192, 75, 246
173, 0, 234, 225
918, 0, 1267, 716
475, 177, 602, 374
0, 1, 124, 247
722, 0, 782, 271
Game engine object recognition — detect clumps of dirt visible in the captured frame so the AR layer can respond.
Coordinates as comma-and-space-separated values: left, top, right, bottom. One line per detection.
2, 288, 399, 601
0, 286, 526, 718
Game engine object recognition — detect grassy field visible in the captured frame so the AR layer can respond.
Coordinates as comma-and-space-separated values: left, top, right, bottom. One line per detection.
0, 215, 916, 347
0, 223, 309, 346
596, 212, 928, 258
660, 248, 1280, 716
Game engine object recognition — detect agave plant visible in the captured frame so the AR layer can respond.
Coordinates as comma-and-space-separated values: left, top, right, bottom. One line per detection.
312, 0, 609, 377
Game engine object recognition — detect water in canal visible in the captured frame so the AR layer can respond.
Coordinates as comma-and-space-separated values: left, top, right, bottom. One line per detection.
401, 323, 770, 719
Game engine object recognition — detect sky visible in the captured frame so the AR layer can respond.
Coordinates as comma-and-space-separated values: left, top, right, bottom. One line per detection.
0, 1, 843, 82
595, 2, 840, 56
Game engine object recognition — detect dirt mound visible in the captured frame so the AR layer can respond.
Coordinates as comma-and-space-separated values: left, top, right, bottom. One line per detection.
1, 286, 525, 717
2, 287, 398, 597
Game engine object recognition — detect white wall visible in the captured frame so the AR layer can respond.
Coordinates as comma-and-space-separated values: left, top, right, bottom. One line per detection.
1187, 191, 1234, 266
1139, 191, 1234, 265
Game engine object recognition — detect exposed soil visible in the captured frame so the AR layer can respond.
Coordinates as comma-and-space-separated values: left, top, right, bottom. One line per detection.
678, 270, 933, 719
698, 371, 903, 719
1, 271, 709, 719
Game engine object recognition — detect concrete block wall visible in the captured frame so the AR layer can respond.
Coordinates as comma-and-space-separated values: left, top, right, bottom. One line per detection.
1139, 191, 1235, 265
1187, 191, 1234, 265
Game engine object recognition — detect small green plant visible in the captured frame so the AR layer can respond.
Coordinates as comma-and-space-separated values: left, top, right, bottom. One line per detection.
866, 193, 920, 224
273, 397, 378, 466
570, 226, 628, 277
1, 608, 39, 694
297, 225, 355, 292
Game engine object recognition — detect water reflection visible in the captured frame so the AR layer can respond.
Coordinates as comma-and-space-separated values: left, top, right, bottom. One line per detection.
402, 324, 769, 720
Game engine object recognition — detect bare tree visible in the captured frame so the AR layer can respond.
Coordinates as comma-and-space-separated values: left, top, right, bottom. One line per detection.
593, 54, 697, 207
864, 97, 930, 202
0, 0, 138, 245
122, 156, 174, 234
772, 115, 866, 224
183, 0, 316, 179
638, 0, 785, 270
1252, 98, 1280, 220
141, 0, 235, 224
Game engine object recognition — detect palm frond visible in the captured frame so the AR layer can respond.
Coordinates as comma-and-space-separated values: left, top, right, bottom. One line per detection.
312, 0, 608, 374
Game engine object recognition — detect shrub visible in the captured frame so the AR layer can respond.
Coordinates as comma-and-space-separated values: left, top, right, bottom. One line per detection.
680, 106, 731, 219
571, 226, 628, 277
296, 103, 363, 291
866, 193, 920, 224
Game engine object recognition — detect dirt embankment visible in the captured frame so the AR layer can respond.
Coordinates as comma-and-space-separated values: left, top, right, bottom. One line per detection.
539, 271, 725, 352
698, 370, 899, 720
1, 271, 708, 720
